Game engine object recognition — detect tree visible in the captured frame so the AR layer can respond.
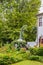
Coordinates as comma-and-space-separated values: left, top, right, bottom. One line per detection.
0, 0, 41, 44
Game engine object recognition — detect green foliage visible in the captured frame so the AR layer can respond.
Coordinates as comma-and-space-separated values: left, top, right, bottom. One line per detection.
0, 55, 11, 65
0, 53, 22, 65
21, 51, 30, 59
20, 48, 26, 53
39, 56, 43, 62
12, 39, 26, 50
28, 55, 43, 62
29, 55, 39, 61
0, 0, 41, 44
29, 47, 43, 56
29, 48, 37, 55
36, 47, 43, 56
0, 46, 43, 64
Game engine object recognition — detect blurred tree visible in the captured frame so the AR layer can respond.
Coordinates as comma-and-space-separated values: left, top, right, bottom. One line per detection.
0, 0, 41, 44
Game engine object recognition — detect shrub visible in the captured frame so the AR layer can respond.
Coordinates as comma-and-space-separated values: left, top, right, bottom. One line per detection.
29, 55, 39, 61
21, 51, 30, 59
20, 48, 26, 53
29, 48, 37, 55
0, 53, 23, 65
0, 55, 16, 65
0, 58, 9, 65
39, 56, 43, 62
29, 47, 43, 56
36, 47, 43, 56
3, 56, 14, 64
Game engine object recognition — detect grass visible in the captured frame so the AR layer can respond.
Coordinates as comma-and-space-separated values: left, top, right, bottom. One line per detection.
12, 60, 43, 65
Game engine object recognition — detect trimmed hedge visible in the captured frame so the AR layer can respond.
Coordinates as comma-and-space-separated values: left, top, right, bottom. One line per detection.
29, 47, 43, 56
29, 55, 39, 61
36, 47, 43, 56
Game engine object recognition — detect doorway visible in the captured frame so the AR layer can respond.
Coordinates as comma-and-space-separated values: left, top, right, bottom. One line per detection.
39, 36, 43, 47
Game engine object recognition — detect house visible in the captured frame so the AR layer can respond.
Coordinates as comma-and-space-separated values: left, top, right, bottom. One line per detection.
27, 12, 43, 47
37, 12, 43, 47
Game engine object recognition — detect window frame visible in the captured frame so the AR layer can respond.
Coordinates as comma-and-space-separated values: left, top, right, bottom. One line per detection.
39, 17, 42, 26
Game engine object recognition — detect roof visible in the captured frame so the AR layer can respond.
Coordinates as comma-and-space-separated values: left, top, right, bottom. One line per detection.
37, 12, 43, 16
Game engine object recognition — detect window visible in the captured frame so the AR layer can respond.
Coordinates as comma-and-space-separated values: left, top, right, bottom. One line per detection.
39, 17, 42, 26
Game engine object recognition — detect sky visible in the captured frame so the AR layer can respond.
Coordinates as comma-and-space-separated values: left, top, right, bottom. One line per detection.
39, 0, 43, 13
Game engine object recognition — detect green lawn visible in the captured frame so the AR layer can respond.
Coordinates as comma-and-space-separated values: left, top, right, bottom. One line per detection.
12, 60, 43, 65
